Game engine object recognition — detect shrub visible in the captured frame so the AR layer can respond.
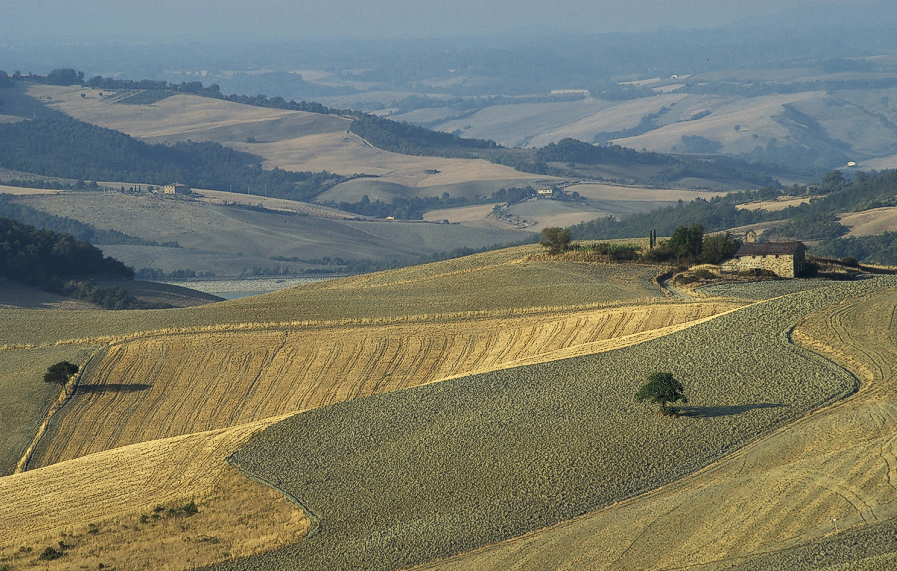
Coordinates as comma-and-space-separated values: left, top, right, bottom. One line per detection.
540, 227, 572, 254
39, 546, 63, 561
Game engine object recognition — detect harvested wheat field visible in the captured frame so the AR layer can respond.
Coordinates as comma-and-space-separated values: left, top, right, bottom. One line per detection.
0, 416, 308, 570
404, 277, 897, 571
204, 279, 893, 571
29, 300, 739, 468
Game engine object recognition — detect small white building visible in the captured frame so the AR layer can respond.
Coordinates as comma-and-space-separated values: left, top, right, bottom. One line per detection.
537, 188, 554, 198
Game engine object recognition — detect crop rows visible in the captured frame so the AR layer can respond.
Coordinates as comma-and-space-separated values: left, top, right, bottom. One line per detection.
0, 416, 296, 548
206, 278, 897, 571
30, 302, 732, 468
697, 278, 834, 300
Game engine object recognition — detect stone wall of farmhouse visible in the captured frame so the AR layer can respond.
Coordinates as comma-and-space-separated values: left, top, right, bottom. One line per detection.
732, 254, 798, 278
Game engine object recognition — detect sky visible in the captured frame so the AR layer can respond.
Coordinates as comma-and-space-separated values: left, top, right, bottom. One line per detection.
1, 0, 823, 42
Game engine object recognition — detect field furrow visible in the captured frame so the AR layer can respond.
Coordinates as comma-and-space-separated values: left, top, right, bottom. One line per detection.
207, 279, 890, 571
404, 279, 897, 571
29, 301, 738, 468
0, 415, 308, 570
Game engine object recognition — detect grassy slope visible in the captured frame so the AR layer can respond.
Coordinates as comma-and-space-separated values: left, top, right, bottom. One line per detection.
9, 192, 528, 276
24, 85, 551, 195
408, 279, 897, 571
29, 301, 735, 469
0, 345, 95, 475
0, 249, 734, 571
0, 417, 308, 570
204, 279, 894, 571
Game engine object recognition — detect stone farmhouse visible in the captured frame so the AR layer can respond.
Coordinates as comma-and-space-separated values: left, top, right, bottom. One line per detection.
163, 183, 191, 195
720, 241, 807, 278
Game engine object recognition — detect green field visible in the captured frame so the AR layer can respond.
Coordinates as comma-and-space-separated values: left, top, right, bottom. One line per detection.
207, 278, 895, 571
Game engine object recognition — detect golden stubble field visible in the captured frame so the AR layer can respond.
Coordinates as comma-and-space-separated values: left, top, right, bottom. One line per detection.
30, 301, 741, 468
411, 285, 897, 571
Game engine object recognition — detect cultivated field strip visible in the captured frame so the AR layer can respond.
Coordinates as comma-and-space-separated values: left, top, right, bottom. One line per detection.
406, 278, 897, 571
30, 302, 736, 468
0, 245, 662, 349
0, 416, 296, 545
205, 278, 895, 571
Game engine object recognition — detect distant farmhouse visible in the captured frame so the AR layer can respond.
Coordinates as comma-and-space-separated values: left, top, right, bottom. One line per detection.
163, 183, 191, 195
537, 188, 554, 198
720, 241, 807, 278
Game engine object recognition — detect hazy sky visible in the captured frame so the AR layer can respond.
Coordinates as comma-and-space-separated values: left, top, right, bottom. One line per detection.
1, 0, 830, 41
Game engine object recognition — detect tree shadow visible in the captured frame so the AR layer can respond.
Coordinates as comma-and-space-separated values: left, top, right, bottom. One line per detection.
677, 403, 788, 418
76, 383, 152, 394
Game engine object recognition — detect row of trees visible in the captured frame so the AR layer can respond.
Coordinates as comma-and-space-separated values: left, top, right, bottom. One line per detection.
541, 223, 742, 265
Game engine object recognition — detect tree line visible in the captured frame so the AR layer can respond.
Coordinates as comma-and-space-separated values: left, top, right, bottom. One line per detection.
0, 217, 133, 285
0, 115, 345, 201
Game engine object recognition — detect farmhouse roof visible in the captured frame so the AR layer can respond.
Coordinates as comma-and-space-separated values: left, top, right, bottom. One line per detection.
734, 241, 804, 257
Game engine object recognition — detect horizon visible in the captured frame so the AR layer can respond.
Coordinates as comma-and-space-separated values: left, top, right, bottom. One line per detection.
0, 0, 855, 43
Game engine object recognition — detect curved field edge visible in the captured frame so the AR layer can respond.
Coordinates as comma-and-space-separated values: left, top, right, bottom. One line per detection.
28, 301, 736, 469
202, 280, 893, 571
0, 416, 309, 571
406, 278, 897, 571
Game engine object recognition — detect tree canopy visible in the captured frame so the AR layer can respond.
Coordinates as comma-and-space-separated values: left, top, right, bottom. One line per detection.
635, 372, 687, 415
540, 227, 572, 254
44, 361, 79, 385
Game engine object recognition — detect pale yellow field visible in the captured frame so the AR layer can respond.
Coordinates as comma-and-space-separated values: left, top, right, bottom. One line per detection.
0, 417, 308, 570
839, 206, 897, 237
26, 84, 552, 190
26, 84, 343, 143
570, 182, 726, 203
618, 91, 824, 154
736, 195, 813, 212
414, 285, 897, 571
31, 301, 741, 469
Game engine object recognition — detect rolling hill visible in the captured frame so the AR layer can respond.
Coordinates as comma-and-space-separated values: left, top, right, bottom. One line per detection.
3, 241, 897, 570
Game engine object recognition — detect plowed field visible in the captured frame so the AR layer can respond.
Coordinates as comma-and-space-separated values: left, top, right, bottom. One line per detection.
407, 278, 897, 571
31, 301, 738, 468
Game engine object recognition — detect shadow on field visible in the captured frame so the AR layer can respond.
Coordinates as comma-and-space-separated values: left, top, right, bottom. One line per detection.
678, 403, 787, 418
76, 383, 152, 394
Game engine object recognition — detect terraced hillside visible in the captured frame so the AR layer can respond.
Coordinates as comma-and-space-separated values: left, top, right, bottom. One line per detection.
205, 278, 896, 571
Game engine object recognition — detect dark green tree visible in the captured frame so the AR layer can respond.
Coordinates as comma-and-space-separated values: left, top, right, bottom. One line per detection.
635, 372, 687, 415
44, 361, 79, 385
540, 227, 572, 254
667, 223, 704, 262
701, 231, 742, 264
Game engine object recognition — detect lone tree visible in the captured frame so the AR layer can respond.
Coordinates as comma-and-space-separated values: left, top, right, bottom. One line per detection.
540, 227, 572, 254
635, 372, 687, 416
44, 361, 79, 385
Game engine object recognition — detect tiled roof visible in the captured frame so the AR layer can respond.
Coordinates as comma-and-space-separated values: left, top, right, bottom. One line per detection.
734, 242, 804, 257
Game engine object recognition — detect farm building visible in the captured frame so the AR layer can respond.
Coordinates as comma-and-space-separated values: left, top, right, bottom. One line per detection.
537, 188, 554, 198
720, 241, 806, 278
163, 183, 191, 195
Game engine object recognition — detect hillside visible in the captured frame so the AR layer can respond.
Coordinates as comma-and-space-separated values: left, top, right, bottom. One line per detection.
3, 243, 897, 570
